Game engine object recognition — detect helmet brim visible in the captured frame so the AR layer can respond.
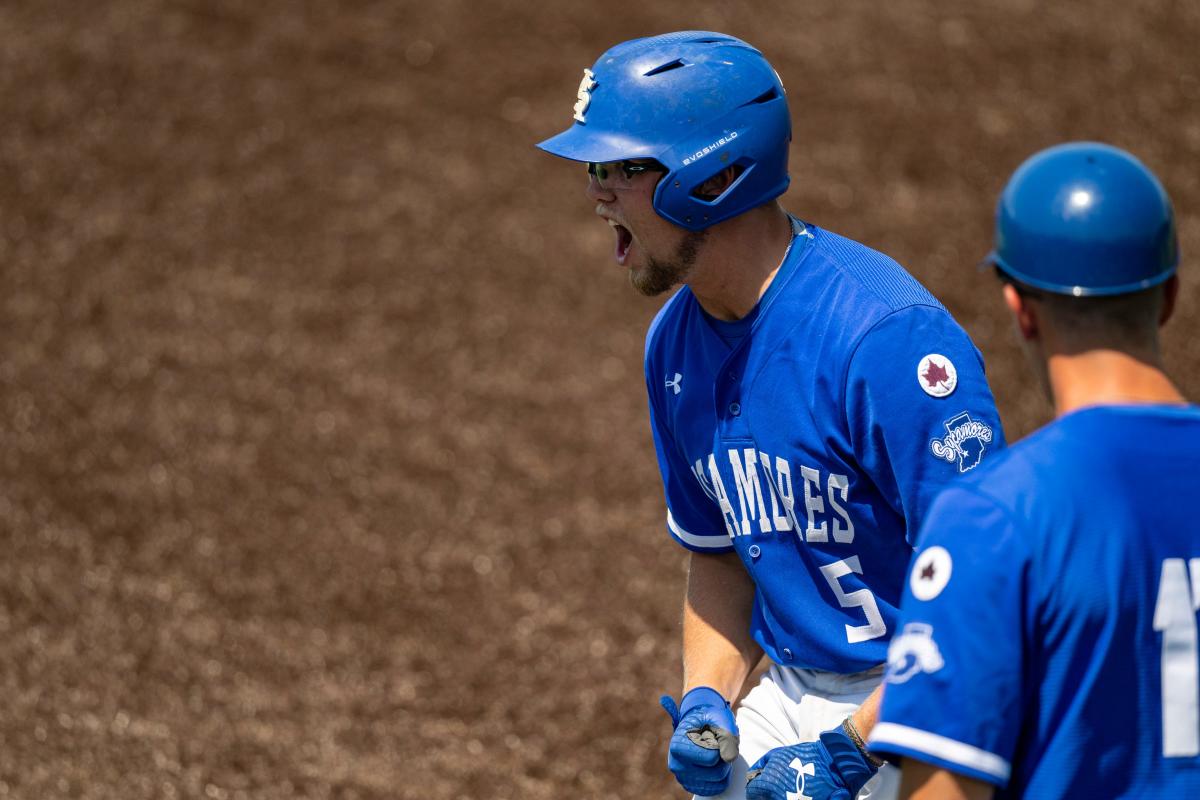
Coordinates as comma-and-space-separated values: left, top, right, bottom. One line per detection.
986, 250, 1178, 297
536, 123, 661, 164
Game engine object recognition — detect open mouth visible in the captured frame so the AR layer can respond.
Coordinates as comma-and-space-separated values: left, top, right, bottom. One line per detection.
609, 220, 634, 265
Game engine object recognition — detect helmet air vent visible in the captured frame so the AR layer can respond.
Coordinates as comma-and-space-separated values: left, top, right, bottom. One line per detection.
743, 87, 780, 106
643, 59, 688, 77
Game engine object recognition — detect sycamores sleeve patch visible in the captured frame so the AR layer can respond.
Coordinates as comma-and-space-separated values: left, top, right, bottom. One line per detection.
930, 412, 994, 473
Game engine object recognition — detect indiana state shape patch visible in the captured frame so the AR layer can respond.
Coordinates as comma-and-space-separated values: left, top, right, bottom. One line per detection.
929, 411, 993, 472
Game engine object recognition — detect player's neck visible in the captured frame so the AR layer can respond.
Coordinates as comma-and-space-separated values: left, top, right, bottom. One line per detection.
1047, 349, 1187, 417
686, 204, 794, 321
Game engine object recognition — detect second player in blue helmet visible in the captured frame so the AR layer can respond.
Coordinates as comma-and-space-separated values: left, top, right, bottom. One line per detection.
871, 142, 1199, 798
539, 32, 1005, 800
988, 141, 1179, 296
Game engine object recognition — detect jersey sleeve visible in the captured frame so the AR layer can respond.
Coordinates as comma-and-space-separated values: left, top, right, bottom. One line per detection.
843, 304, 1005, 543
868, 484, 1029, 787
645, 364, 733, 555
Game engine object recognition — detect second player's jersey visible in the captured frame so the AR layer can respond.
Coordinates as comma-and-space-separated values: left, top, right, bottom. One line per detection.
871, 405, 1200, 798
644, 219, 1004, 672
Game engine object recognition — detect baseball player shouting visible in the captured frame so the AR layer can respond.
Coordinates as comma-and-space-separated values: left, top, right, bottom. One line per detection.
870, 143, 1200, 798
538, 32, 1004, 800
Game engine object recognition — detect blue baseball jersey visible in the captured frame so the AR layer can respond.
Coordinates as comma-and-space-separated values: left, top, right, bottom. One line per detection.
644, 219, 1005, 672
871, 405, 1200, 797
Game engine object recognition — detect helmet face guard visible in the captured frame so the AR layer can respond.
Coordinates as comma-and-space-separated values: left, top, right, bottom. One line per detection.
988, 142, 1179, 297
537, 31, 791, 231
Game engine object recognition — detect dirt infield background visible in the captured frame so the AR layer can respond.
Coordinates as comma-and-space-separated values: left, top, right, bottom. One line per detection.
2, 1, 1199, 797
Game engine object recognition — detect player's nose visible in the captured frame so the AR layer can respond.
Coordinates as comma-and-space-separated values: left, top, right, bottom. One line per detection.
585, 172, 616, 202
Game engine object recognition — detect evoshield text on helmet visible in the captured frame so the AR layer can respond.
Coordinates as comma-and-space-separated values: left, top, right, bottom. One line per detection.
988, 142, 1179, 297
537, 31, 791, 231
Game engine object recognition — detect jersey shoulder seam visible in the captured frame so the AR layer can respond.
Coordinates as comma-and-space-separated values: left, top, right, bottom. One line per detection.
815, 228, 945, 313
837, 304, 958, 432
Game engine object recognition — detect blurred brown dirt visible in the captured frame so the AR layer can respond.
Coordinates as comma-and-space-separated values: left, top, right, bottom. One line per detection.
1, 1, 1199, 798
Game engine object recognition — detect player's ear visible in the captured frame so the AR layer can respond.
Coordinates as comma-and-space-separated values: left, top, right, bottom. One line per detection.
1003, 283, 1039, 340
694, 166, 739, 201
1159, 275, 1179, 327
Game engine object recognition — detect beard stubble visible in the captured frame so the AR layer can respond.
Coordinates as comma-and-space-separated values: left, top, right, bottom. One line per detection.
630, 229, 708, 297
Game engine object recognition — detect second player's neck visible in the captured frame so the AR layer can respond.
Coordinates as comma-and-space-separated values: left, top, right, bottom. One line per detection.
1048, 349, 1187, 417
688, 206, 795, 322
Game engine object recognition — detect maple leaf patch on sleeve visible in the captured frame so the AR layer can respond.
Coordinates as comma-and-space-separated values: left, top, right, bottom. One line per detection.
916, 354, 958, 398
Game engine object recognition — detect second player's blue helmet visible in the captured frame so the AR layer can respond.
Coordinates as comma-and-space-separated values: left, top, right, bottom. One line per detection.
537, 31, 790, 231
988, 142, 1179, 296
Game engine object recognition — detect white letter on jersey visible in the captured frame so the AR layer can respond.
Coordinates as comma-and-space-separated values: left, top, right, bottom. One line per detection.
729, 448, 771, 535
827, 473, 855, 544
819, 556, 887, 644
1154, 557, 1200, 757
773, 456, 795, 531
759, 452, 792, 532
801, 466, 827, 542
706, 453, 741, 539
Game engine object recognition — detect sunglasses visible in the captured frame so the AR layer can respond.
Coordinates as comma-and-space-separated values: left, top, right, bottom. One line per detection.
587, 160, 666, 189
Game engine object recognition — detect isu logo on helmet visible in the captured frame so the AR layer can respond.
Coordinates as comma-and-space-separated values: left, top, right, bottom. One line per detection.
573, 68, 597, 122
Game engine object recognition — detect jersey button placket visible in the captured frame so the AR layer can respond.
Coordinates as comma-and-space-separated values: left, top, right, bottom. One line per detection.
728, 402, 741, 416
748, 544, 762, 559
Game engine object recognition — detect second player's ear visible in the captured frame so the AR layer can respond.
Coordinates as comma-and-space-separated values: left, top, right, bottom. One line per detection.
694, 166, 739, 200
1003, 283, 1039, 341
1159, 275, 1180, 327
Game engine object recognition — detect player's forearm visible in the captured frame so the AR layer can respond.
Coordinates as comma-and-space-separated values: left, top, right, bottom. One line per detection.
682, 621, 758, 701
681, 551, 762, 700
848, 683, 882, 737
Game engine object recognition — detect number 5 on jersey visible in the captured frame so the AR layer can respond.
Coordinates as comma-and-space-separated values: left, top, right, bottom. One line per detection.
820, 556, 887, 644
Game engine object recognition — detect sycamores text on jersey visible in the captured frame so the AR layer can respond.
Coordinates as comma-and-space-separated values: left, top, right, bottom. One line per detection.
691, 448, 855, 541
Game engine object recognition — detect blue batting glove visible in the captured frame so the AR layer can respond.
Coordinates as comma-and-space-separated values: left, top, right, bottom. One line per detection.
660, 687, 740, 796
744, 723, 877, 800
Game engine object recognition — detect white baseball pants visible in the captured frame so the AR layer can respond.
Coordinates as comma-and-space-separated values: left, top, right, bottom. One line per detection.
692, 664, 899, 800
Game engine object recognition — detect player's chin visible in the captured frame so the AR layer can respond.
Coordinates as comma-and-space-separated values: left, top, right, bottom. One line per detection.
628, 257, 680, 297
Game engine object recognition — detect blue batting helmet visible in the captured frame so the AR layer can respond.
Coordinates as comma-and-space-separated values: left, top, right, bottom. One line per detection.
537, 31, 790, 231
988, 142, 1179, 296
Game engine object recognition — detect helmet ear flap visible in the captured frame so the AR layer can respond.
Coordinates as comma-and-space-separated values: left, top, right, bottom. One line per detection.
691, 162, 744, 202
655, 87, 792, 230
